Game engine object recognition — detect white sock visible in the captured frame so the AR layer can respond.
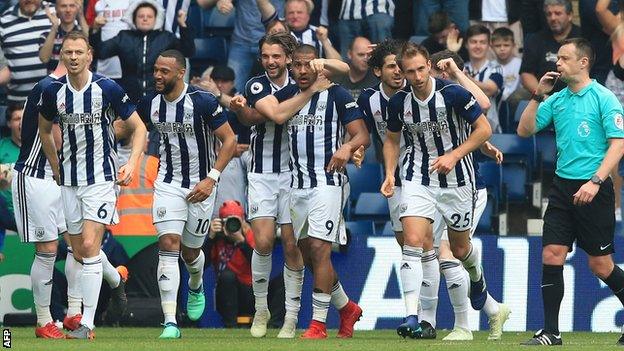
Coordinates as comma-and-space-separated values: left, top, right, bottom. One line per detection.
311, 292, 331, 323
400, 245, 423, 316
283, 265, 304, 321
65, 248, 82, 316
158, 250, 180, 325
100, 250, 120, 289
185, 251, 205, 291
419, 250, 439, 327
440, 259, 470, 330
81, 255, 103, 329
32, 252, 56, 326
252, 250, 271, 311
460, 244, 483, 282
482, 294, 500, 317
331, 280, 349, 310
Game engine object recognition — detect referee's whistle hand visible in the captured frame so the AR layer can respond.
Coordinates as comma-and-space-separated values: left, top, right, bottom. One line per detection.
572, 181, 599, 206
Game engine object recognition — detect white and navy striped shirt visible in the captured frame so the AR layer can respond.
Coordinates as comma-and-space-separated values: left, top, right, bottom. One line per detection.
244, 72, 294, 174
387, 77, 482, 188
291, 25, 326, 58
465, 60, 503, 133
40, 72, 136, 186
158, 0, 190, 38
138, 84, 226, 189
339, 0, 395, 20
358, 83, 408, 186
0, 4, 51, 102
284, 85, 362, 189
14, 74, 58, 180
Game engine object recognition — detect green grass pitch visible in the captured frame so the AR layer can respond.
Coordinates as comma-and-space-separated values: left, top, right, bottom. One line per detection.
5, 328, 624, 351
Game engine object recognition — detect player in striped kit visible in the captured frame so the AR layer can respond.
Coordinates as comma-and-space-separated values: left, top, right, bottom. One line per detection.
380, 42, 499, 339
137, 50, 236, 339
229, 33, 348, 338
38, 32, 147, 340
261, 44, 369, 339
14, 61, 129, 338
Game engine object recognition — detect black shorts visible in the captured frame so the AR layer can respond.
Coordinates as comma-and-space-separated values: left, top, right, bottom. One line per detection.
542, 176, 615, 256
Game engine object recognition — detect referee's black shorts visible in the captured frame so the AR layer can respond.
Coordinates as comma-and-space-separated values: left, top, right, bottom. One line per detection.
542, 175, 615, 256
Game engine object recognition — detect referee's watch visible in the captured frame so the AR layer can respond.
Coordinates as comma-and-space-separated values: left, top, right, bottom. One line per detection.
591, 174, 604, 185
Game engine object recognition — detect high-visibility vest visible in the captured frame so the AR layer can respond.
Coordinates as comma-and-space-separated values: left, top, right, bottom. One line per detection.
109, 154, 158, 236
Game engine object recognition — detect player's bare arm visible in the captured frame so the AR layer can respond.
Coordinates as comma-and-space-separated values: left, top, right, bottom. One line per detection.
380, 130, 401, 198
38, 114, 61, 185
437, 58, 491, 110
431, 115, 492, 175
116, 112, 147, 186
254, 73, 333, 124
187, 121, 236, 204
230, 95, 268, 126
327, 119, 370, 173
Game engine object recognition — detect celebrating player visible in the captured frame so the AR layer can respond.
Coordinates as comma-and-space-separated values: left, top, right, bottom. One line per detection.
381, 42, 500, 339
137, 49, 236, 339
38, 31, 147, 340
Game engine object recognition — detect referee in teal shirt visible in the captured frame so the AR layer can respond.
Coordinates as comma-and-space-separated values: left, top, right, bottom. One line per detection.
518, 38, 624, 346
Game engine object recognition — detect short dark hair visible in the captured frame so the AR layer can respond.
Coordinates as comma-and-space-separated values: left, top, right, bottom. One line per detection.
562, 37, 595, 69
61, 31, 92, 50
396, 42, 430, 70
430, 49, 464, 71
159, 49, 186, 69
259, 32, 299, 57
368, 38, 404, 70
543, 0, 573, 14
465, 24, 490, 41
428, 11, 452, 35
6, 103, 23, 122
133, 3, 158, 23
293, 44, 318, 58
491, 27, 515, 43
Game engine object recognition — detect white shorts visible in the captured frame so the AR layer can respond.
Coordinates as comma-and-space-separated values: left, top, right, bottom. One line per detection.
153, 181, 217, 249
434, 187, 488, 246
247, 172, 291, 224
290, 183, 349, 245
388, 186, 403, 232
400, 180, 475, 232
12, 171, 67, 242
62, 181, 119, 235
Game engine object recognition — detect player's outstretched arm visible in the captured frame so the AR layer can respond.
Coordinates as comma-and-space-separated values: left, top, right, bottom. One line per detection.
230, 95, 268, 126
309, 58, 349, 78
381, 130, 400, 198
117, 112, 147, 186
38, 113, 61, 184
437, 58, 491, 110
258, 74, 334, 124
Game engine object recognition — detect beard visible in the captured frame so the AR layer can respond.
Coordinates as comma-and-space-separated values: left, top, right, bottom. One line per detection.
157, 79, 177, 94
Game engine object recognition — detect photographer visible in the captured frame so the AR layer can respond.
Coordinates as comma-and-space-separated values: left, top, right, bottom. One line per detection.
204, 200, 256, 328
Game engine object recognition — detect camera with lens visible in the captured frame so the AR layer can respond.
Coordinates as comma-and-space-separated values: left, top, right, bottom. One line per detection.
223, 216, 242, 235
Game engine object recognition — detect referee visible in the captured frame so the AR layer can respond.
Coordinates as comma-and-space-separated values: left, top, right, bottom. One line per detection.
518, 38, 624, 346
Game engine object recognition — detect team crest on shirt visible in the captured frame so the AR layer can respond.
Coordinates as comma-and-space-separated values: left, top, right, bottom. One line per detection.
577, 121, 591, 138
35, 227, 45, 240
93, 98, 102, 109
615, 113, 624, 131
184, 112, 193, 120
436, 107, 447, 119
157, 207, 167, 219
251, 82, 264, 95
317, 102, 326, 112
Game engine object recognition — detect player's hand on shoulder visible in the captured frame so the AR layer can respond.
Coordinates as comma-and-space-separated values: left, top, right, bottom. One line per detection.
187, 178, 215, 203
309, 59, 326, 73
380, 176, 395, 198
